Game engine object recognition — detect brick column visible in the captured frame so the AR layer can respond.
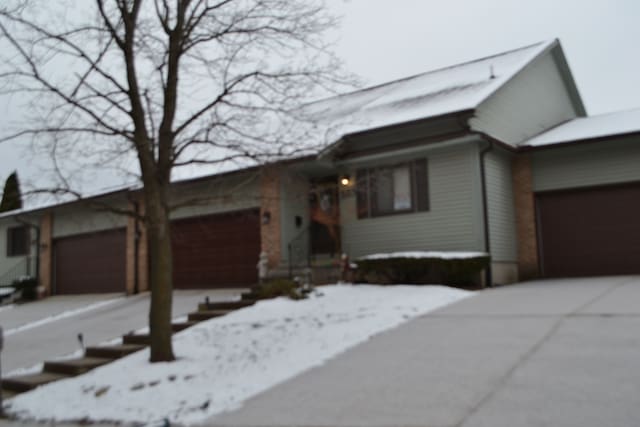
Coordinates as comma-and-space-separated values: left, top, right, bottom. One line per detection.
126, 198, 149, 294
260, 167, 281, 269
512, 154, 540, 280
39, 211, 53, 296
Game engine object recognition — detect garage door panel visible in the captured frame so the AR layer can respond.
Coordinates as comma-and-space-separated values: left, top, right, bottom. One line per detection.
171, 209, 260, 288
537, 184, 640, 277
54, 229, 126, 294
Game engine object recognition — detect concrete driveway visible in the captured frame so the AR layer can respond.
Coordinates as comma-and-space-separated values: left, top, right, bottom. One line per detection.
207, 276, 640, 427
0, 289, 245, 375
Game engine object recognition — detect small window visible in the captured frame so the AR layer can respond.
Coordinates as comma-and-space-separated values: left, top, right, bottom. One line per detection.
7, 226, 29, 257
356, 159, 429, 218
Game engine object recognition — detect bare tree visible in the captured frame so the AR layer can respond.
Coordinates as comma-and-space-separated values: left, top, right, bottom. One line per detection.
0, 0, 349, 362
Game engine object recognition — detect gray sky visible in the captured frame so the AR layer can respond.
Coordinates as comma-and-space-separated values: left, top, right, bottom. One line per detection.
1, 0, 639, 195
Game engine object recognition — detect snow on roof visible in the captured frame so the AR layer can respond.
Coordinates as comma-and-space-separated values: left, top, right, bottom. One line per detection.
304, 40, 556, 139
523, 108, 640, 147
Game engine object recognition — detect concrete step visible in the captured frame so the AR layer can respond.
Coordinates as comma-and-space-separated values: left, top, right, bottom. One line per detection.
85, 343, 146, 359
187, 309, 231, 322
172, 321, 198, 332
2, 372, 70, 393
43, 357, 112, 376
197, 300, 256, 311
122, 334, 150, 345
241, 291, 260, 301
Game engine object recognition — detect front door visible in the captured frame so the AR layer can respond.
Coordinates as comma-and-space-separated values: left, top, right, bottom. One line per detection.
309, 179, 340, 256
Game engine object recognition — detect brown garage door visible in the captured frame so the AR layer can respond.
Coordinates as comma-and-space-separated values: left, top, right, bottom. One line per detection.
53, 229, 126, 294
536, 183, 640, 277
171, 209, 260, 288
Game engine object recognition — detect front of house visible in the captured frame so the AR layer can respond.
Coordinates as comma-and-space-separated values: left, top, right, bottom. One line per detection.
1, 39, 640, 295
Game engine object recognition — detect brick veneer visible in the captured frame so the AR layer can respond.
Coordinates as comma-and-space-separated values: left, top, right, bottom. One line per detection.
512, 154, 540, 280
260, 167, 281, 269
39, 211, 53, 296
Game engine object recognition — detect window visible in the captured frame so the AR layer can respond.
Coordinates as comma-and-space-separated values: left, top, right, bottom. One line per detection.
356, 159, 429, 218
7, 226, 29, 257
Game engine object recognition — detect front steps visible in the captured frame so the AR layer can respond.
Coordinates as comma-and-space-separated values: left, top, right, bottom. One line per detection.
43, 357, 113, 376
2, 295, 257, 396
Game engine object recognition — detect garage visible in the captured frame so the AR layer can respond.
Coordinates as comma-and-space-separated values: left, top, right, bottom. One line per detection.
536, 183, 640, 277
53, 229, 127, 294
171, 209, 261, 288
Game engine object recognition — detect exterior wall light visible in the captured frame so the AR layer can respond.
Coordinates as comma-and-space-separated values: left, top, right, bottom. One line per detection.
261, 211, 271, 225
340, 176, 351, 186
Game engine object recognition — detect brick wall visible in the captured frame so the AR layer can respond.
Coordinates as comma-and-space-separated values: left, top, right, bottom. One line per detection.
512, 154, 540, 280
39, 211, 53, 296
260, 167, 281, 268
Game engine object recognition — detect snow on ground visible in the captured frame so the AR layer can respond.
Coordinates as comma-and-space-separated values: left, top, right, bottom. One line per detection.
5, 284, 472, 425
0, 287, 15, 297
4, 297, 125, 337
358, 251, 488, 260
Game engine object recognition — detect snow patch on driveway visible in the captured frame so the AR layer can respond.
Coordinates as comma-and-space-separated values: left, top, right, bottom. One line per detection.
5, 284, 472, 425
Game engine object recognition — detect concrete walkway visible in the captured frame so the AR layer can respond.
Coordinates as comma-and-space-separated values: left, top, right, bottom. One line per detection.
1, 289, 245, 375
207, 276, 640, 427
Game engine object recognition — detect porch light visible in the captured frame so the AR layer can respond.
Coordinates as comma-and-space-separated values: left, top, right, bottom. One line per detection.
340, 175, 351, 186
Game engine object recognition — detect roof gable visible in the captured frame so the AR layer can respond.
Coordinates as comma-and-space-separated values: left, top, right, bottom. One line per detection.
304, 40, 557, 141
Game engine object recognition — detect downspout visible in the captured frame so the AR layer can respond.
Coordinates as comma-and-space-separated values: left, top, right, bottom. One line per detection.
33, 227, 40, 284
479, 140, 494, 287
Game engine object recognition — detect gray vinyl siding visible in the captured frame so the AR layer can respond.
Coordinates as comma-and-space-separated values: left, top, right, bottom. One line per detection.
485, 149, 517, 262
52, 173, 260, 239
170, 173, 260, 221
52, 198, 128, 239
470, 50, 579, 145
280, 170, 310, 263
341, 143, 484, 258
532, 137, 640, 192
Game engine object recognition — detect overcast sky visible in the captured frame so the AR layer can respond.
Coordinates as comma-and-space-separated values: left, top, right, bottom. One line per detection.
1, 0, 639, 197
329, 0, 640, 115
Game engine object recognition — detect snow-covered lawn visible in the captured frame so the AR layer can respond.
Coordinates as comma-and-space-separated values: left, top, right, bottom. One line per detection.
5, 284, 472, 425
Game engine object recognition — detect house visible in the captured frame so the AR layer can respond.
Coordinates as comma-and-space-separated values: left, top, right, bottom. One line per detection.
1, 38, 639, 295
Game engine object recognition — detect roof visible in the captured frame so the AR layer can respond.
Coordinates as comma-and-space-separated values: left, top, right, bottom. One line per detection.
304, 40, 557, 140
523, 108, 640, 148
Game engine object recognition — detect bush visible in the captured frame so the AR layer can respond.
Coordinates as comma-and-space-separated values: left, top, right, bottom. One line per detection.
12, 276, 39, 300
354, 255, 490, 289
251, 279, 307, 300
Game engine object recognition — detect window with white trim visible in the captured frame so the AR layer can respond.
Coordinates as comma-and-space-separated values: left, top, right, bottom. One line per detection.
356, 159, 429, 218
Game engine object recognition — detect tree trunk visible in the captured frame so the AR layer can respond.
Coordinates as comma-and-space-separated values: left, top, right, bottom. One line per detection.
145, 188, 175, 362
